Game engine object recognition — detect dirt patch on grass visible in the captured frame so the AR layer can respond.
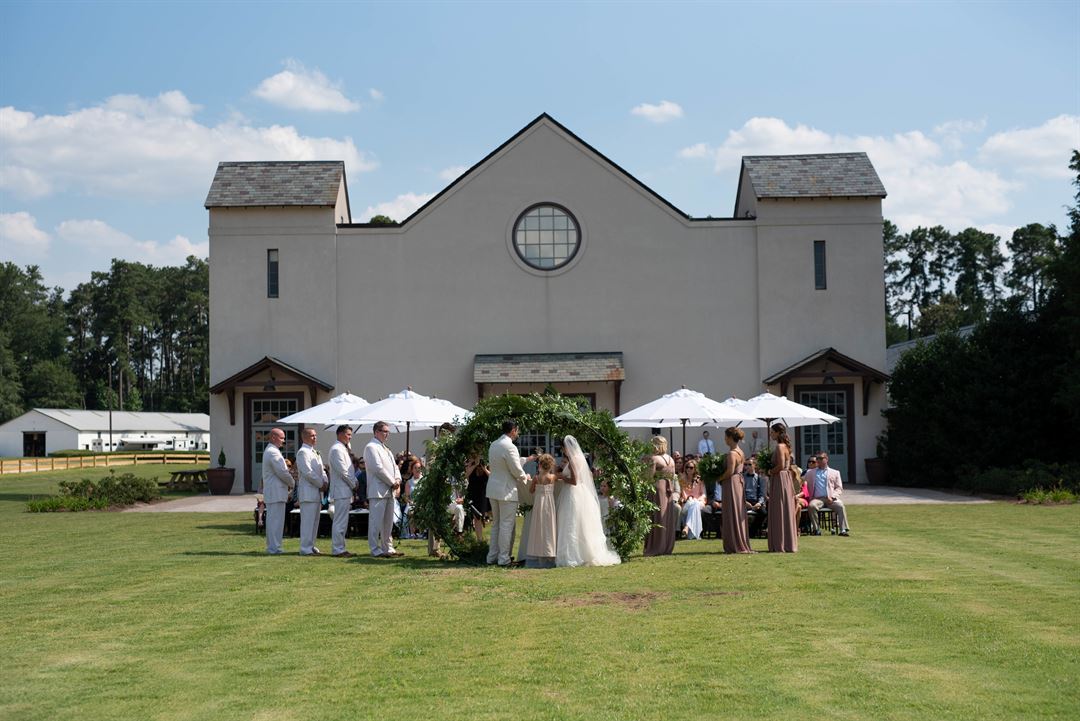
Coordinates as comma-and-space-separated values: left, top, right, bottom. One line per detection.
556, 591, 668, 610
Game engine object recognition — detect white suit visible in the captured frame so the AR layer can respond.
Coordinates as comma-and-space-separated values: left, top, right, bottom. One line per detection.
296, 443, 326, 555
261, 442, 295, 554
486, 434, 528, 566
328, 440, 357, 555
364, 437, 401, 557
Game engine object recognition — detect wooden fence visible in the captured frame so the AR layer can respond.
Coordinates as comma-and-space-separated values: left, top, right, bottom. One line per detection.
0, 454, 211, 475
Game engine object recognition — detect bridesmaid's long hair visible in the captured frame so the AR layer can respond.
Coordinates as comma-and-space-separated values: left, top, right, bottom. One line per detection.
770, 422, 792, 448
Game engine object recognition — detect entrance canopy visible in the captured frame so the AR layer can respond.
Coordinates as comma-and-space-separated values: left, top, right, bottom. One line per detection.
209, 356, 333, 425
474, 352, 625, 414
763, 347, 889, 416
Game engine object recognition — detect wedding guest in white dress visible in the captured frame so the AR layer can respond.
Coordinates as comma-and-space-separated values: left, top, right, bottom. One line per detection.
556, 435, 621, 568
679, 460, 707, 540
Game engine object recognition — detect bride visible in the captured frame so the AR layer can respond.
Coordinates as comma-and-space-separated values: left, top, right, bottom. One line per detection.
556, 435, 621, 567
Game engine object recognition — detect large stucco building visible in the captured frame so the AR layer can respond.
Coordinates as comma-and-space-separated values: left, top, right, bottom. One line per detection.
206, 114, 889, 493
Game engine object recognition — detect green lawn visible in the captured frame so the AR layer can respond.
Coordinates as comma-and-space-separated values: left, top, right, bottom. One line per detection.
1, 467, 1077, 721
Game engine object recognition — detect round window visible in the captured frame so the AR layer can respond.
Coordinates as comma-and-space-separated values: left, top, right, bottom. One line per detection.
512, 204, 580, 270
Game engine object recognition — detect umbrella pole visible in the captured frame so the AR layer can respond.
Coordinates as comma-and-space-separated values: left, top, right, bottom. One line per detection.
682, 419, 687, 458
406, 421, 411, 457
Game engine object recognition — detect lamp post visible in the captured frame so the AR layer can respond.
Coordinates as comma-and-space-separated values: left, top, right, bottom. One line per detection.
108, 362, 114, 454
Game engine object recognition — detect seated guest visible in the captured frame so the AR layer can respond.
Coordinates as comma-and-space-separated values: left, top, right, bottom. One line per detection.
803, 452, 850, 536
679, 462, 707, 540
401, 457, 423, 539
672, 451, 684, 476
743, 456, 767, 537
447, 480, 466, 535
351, 455, 368, 508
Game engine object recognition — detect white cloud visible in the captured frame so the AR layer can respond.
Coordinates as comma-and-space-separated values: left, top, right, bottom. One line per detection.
369, 88, 384, 102
0, 91, 376, 200
56, 219, 208, 266
0, 211, 50, 255
438, 165, 468, 181
253, 60, 360, 113
933, 118, 987, 151
677, 142, 711, 159
359, 192, 435, 223
631, 100, 684, 124
682, 116, 1018, 232
979, 114, 1080, 178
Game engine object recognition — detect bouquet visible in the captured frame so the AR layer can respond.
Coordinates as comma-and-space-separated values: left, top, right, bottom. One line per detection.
697, 453, 728, 483
755, 447, 774, 473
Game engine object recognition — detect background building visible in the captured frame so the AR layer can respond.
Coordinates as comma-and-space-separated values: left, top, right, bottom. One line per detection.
206, 114, 889, 492
0, 409, 210, 457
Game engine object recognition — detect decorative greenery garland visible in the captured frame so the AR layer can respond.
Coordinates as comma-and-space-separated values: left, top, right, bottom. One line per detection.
411, 392, 654, 562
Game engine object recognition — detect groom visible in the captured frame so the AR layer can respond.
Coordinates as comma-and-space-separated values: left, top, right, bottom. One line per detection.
486, 419, 530, 566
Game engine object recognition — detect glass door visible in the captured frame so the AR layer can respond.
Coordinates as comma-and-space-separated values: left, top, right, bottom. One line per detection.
797, 389, 848, 476
249, 397, 299, 492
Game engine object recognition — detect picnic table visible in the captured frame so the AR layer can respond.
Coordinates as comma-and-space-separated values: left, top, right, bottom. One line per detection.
160, 469, 209, 492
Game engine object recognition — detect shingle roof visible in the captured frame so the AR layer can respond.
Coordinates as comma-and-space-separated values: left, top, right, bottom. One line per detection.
741, 153, 886, 199
204, 161, 345, 208
474, 353, 625, 383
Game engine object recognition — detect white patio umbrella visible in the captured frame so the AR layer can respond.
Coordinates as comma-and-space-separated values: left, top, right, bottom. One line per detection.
614, 387, 758, 457
330, 388, 472, 455
737, 392, 840, 428
277, 392, 370, 425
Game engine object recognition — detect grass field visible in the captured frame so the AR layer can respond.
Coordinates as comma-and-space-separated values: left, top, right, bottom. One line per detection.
1, 466, 1077, 720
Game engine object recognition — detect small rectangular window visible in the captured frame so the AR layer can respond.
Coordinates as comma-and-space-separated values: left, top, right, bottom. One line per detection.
267, 249, 279, 298
813, 240, 827, 290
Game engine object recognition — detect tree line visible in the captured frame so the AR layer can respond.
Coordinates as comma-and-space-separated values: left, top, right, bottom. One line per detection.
884, 151, 1080, 493
884, 210, 1062, 343
0, 257, 208, 424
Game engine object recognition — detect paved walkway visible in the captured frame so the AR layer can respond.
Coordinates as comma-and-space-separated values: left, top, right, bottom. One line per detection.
126, 485, 994, 513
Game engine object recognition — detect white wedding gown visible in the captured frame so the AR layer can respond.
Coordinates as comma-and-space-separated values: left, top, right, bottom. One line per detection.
556, 436, 621, 568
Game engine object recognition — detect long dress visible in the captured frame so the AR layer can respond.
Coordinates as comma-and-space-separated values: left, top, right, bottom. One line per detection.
555, 441, 621, 568
643, 454, 678, 557
681, 479, 706, 540
526, 482, 557, 569
720, 452, 753, 554
767, 445, 799, 553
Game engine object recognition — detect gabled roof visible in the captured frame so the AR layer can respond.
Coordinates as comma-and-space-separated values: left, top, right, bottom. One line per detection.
209, 356, 333, 394
205, 161, 347, 209
343, 113, 729, 228
29, 409, 209, 432
739, 153, 886, 200
474, 352, 625, 383
764, 347, 889, 385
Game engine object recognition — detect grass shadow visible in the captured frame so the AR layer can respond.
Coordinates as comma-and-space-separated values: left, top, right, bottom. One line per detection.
195, 522, 257, 535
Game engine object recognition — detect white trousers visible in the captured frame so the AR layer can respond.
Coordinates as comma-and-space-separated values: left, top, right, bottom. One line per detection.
486, 499, 518, 565
266, 502, 286, 554
448, 502, 466, 533
331, 497, 351, 554
368, 497, 397, 556
299, 501, 320, 554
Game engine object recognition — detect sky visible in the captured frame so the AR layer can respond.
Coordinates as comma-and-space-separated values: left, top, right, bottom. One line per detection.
1, 0, 1078, 293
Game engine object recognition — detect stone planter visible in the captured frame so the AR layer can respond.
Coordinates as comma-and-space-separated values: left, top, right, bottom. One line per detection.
864, 457, 887, 485
207, 467, 236, 495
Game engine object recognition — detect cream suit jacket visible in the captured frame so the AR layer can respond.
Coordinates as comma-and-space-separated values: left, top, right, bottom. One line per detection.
486, 434, 528, 502
328, 441, 357, 500
296, 444, 326, 503
261, 443, 295, 503
364, 438, 400, 500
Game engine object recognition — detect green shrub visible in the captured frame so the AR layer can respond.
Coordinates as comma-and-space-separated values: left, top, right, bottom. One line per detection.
27, 470, 161, 512
1021, 486, 1078, 504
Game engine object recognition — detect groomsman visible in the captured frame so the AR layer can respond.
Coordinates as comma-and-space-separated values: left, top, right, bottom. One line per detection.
364, 421, 403, 557
261, 428, 295, 555
328, 425, 358, 557
296, 428, 328, 556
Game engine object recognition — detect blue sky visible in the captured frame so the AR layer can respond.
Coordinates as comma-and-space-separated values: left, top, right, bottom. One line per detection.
2, 0, 1078, 292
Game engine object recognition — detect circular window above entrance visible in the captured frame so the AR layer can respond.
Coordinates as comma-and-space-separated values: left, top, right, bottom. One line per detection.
512, 204, 581, 271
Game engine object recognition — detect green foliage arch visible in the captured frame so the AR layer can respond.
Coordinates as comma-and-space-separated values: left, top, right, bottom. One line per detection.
412, 393, 654, 563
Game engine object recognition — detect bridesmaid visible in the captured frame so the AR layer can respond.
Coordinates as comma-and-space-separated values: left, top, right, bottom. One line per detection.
718, 427, 754, 553
766, 422, 799, 553
642, 435, 678, 557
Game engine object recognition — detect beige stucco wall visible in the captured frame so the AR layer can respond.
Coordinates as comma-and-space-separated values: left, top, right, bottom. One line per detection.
207, 119, 887, 486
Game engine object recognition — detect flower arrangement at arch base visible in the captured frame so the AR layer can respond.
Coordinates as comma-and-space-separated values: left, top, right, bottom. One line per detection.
411, 392, 656, 563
